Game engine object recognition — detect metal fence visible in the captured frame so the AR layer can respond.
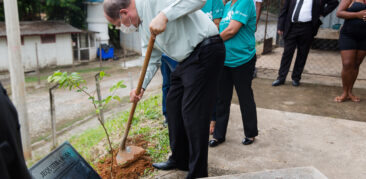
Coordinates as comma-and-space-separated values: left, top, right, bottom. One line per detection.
256, 0, 366, 81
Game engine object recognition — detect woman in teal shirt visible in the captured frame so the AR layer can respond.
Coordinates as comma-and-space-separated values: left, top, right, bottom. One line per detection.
209, 0, 258, 147
201, 0, 225, 28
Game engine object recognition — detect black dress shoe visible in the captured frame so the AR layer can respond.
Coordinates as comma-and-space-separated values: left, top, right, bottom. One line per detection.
292, 80, 300, 86
152, 160, 176, 170
242, 138, 255, 145
272, 79, 285, 86
209, 139, 224, 147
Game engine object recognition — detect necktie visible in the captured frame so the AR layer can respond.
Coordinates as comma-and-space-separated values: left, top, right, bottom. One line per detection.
293, 0, 304, 22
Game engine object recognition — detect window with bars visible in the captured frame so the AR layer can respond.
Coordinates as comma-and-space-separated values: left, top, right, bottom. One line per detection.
41, 35, 56, 44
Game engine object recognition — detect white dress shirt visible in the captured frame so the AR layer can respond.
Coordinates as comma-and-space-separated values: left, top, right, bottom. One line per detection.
292, 0, 313, 22
135, 0, 219, 89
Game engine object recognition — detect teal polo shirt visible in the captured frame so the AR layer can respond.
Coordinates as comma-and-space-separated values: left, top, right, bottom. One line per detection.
219, 0, 256, 68
201, 0, 224, 21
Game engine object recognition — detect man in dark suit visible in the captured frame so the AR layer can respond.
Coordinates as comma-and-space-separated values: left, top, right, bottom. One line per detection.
0, 83, 32, 179
272, 0, 339, 86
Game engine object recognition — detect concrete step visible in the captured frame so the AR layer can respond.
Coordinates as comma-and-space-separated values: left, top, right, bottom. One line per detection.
152, 167, 327, 179
206, 167, 327, 179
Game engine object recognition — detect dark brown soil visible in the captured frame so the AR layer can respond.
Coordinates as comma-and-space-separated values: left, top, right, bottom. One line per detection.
96, 135, 153, 179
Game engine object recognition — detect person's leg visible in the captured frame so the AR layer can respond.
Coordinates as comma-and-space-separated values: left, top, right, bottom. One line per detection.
209, 120, 216, 135
160, 57, 171, 123
210, 101, 217, 135
210, 70, 220, 135
165, 56, 179, 70
212, 66, 233, 142
165, 67, 189, 170
277, 29, 298, 81
348, 50, 366, 102
181, 42, 225, 178
291, 24, 313, 82
335, 50, 357, 102
232, 56, 258, 139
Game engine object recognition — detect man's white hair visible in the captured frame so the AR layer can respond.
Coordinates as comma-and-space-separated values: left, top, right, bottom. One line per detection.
103, 0, 131, 19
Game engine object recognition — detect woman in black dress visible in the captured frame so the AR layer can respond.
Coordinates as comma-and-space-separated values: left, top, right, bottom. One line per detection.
335, 0, 366, 102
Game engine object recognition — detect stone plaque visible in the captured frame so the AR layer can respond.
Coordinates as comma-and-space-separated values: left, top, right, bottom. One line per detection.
29, 142, 101, 179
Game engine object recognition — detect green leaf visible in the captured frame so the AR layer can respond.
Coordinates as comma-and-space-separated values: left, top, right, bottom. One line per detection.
99, 71, 105, 79
116, 81, 123, 88
109, 85, 116, 93
113, 96, 121, 102
105, 96, 112, 104
47, 76, 53, 83
53, 71, 62, 76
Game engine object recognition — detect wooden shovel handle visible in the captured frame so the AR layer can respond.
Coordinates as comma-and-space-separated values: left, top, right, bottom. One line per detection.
120, 36, 155, 150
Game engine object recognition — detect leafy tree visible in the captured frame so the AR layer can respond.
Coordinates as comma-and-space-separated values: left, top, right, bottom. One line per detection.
0, 2, 3, 21
44, 0, 87, 29
108, 24, 122, 49
48, 71, 126, 178
18, 0, 41, 20
0, 0, 86, 29
0, 0, 41, 21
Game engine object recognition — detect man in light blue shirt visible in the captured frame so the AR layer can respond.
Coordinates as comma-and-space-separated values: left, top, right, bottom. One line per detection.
103, 0, 225, 178
160, 0, 224, 132
160, 0, 224, 127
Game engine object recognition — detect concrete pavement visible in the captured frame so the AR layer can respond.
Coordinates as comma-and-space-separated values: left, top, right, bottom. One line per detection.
154, 105, 366, 178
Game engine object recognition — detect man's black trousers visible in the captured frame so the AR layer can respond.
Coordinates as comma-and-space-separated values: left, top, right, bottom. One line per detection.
166, 36, 225, 179
278, 23, 314, 81
213, 56, 258, 142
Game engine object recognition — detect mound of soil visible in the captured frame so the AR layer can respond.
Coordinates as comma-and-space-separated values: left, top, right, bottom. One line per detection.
96, 135, 154, 179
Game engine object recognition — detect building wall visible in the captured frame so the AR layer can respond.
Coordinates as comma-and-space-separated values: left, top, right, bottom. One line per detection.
120, 32, 142, 54
87, 2, 110, 45
0, 34, 73, 72
89, 45, 97, 59
55, 34, 73, 66
0, 38, 10, 71
321, 5, 344, 29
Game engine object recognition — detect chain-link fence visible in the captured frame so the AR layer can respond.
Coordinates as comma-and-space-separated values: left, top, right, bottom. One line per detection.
255, 0, 366, 81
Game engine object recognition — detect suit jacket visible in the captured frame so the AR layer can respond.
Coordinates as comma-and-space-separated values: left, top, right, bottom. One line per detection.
277, 0, 339, 39
0, 83, 32, 179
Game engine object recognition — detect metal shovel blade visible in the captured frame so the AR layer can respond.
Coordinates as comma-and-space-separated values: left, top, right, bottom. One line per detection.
116, 146, 145, 167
